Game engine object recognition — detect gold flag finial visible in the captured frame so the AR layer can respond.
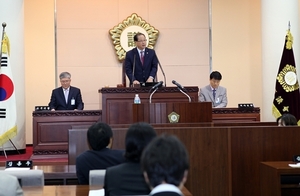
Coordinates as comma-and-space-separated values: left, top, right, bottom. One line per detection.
1, 33, 10, 56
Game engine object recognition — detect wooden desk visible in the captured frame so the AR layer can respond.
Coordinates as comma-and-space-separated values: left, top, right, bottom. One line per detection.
32, 165, 78, 185
32, 110, 101, 154
260, 161, 300, 196
23, 185, 193, 196
212, 107, 260, 121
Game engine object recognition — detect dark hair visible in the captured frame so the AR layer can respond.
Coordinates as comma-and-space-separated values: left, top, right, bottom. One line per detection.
124, 122, 156, 162
87, 122, 113, 151
279, 113, 297, 126
134, 32, 146, 42
210, 71, 222, 80
141, 134, 189, 187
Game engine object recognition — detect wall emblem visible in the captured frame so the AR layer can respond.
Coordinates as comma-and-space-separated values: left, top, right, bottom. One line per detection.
109, 13, 159, 61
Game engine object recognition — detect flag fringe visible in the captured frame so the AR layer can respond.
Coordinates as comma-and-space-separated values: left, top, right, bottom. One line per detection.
272, 104, 281, 120
0, 126, 17, 146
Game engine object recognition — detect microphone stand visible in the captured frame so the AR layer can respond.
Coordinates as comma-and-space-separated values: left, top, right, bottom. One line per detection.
131, 53, 136, 87
157, 58, 166, 87
178, 88, 191, 102
0, 22, 6, 63
149, 87, 159, 103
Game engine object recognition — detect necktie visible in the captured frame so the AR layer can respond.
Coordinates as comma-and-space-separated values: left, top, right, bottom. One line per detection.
213, 89, 216, 100
64, 89, 69, 103
140, 51, 144, 65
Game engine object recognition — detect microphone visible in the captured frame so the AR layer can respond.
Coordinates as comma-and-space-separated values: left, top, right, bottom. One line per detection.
151, 81, 163, 90
149, 81, 163, 103
156, 54, 166, 87
131, 53, 136, 87
172, 80, 191, 102
172, 80, 185, 91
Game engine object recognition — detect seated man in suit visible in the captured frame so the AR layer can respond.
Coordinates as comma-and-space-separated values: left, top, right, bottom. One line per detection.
199, 71, 228, 108
48, 71, 83, 111
141, 134, 189, 196
76, 122, 125, 185
0, 173, 23, 196
104, 122, 157, 196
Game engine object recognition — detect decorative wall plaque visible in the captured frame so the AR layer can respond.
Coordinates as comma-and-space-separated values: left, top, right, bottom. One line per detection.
109, 13, 159, 61
168, 112, 180, 123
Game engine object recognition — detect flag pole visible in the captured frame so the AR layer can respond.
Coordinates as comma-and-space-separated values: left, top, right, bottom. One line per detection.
0, 22, 6, 63
288, 21, 291, 30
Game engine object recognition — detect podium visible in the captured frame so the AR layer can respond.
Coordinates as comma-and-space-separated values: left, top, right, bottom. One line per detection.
99, 86, 199, 124
132, 102, 212, 123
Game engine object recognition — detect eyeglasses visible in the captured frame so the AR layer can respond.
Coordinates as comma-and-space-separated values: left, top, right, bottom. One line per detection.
136, 39, 147, 43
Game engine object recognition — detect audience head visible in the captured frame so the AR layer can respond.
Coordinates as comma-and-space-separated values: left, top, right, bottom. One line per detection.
134, 32, 147, 50
87, 122, 113, 151
277, 113, 298, 126
124, 122, 156, 162
141, 134, 189, 189
210, 71, 222, 89
59, 71, 72, 89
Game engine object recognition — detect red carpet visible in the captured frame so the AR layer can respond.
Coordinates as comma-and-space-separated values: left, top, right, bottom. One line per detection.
0, 146, 68, 166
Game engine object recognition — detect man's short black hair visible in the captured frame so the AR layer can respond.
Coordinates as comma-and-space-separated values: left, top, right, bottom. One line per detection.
87, 122, 113, 151
210, 71, 222, 80
141, 134, 189, 187
134, 32, 146, 42
124, 122, 156, 162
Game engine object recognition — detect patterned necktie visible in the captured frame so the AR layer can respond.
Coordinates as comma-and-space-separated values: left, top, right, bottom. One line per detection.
140, 51, 144, 65
213, 89, 216, 100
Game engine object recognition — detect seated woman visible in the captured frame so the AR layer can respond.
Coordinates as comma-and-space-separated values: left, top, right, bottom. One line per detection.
104, 122, 157, 196
277, 113, 298, 126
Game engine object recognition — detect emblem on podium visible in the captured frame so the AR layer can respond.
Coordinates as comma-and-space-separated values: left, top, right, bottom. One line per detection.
168, 112, 180, 123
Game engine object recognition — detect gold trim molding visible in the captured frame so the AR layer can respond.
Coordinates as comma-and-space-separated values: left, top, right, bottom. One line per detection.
109, 13, 159, 61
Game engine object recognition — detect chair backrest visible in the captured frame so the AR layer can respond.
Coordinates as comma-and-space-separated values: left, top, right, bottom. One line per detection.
0, 169, 44, 186
89, 169, 106, 186
68, 128, 89, 165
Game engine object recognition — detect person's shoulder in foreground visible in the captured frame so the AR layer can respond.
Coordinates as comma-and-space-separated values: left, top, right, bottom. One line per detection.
141, 134, 189, 196
0, 172, 24, 196
104, 122, 157, 196
199, 70, 227, 108
76, 122, 125, 185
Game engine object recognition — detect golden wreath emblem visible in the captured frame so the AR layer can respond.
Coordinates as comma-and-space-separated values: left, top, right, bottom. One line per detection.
109, 13, 159, 61
168, 112, 180, 123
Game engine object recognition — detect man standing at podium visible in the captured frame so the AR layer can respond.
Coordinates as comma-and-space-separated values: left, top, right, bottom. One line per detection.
48, 72, 84, 111
125, 32, 158, 86
199, 71, 227, 108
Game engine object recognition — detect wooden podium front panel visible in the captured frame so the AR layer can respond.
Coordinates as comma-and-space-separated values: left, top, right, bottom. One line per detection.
32, 110, 101, 154
100, 86, 199, 124
132, 102, 212, 123
212, 107, 260, 121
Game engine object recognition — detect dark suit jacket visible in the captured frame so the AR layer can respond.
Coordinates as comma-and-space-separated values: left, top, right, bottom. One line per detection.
125, 47, 158, 84
48, 86, 83, 110
76, 148, 125, 185
104, 161, 151, 196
